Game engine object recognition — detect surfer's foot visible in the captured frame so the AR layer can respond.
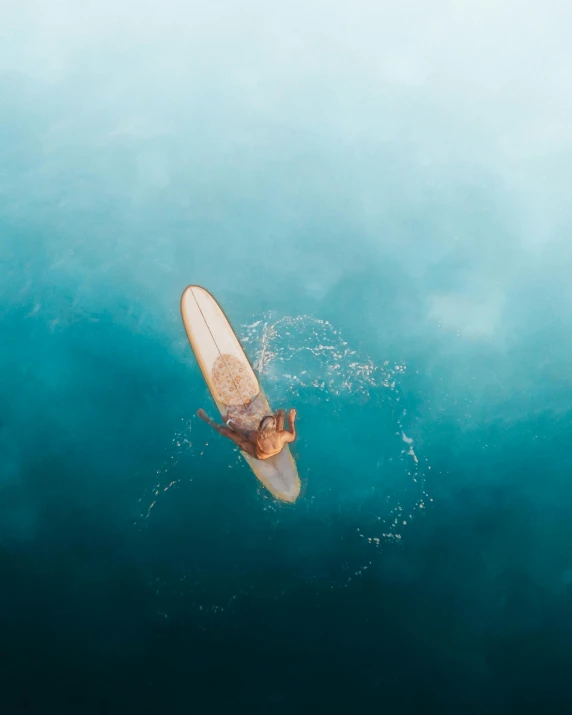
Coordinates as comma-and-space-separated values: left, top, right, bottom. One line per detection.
197, 409, 211, 424
198, 409, 228, 435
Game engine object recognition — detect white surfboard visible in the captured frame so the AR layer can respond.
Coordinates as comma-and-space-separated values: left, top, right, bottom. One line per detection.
181, 285, 301, 503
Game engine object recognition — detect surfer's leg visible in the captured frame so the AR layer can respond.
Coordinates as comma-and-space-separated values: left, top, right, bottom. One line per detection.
218, 428, 258, 457
197, 409, 230, 435
197, 410, 257, 456
197, 408, 214, 425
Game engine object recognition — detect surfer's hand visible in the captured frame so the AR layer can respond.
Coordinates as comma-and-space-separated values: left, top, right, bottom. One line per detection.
197, 408, 209, 422
288, 408, 297, 422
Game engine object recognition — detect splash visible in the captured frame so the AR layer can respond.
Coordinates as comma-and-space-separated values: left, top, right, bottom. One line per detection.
138, 312, 433, 612
136, 417, 193, 524
241, 313, 406, 398
241, 313, 432, 550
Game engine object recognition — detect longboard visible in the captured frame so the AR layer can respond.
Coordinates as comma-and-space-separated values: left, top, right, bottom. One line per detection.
180, 285, 301, 503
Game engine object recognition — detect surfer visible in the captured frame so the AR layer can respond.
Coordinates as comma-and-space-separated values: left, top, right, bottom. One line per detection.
197, 408, 297, 460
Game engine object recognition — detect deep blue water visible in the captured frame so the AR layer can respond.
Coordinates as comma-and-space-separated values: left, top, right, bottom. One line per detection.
2, 3, 572, 713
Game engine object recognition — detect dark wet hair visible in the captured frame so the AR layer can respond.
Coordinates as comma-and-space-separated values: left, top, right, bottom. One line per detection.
259, 415, 276, 431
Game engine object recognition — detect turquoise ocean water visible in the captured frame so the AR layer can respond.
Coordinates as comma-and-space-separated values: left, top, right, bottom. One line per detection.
2, 2, 572, 712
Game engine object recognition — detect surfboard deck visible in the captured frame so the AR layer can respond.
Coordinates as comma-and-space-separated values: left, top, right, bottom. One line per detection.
181, 285, 301, 503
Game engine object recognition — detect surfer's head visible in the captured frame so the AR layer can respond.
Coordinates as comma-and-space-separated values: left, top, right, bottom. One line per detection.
259, 415, 277, 433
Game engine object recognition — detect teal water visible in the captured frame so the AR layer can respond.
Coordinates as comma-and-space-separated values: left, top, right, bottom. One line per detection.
2, 2, 572, 712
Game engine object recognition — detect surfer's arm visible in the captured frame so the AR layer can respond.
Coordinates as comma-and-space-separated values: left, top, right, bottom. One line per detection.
275, 409, 285, 431
282, 409, 297, 443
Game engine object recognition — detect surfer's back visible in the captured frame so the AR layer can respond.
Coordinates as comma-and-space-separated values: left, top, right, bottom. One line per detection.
254, 408, 297, 459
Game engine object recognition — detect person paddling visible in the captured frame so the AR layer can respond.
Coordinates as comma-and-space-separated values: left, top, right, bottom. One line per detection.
197, 408, 297, 460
